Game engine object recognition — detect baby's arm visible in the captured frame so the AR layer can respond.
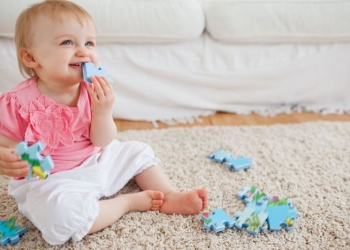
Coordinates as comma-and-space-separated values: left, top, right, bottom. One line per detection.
0, 133, 28, 178
87, 76, 117, 147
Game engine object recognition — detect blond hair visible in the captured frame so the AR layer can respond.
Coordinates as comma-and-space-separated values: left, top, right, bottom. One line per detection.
15, 0, 94, 78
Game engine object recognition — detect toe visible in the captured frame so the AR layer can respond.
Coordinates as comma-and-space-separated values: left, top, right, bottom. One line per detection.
152, 191, 164, 200
152, 200, 163, 206
197, 189, 208, 198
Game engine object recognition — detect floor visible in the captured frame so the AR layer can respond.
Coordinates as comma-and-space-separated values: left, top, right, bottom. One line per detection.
114, 112, 350, 131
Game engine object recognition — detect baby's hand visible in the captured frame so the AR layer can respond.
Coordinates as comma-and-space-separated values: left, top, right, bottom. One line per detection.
86, 76, 115, 117
0, 147, 29, 178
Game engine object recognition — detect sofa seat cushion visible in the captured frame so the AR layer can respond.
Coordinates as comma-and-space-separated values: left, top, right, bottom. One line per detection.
0, 0, 205, 43
203, 0, 350, 43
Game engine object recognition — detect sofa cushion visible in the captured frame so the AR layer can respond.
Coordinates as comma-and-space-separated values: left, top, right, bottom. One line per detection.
0, 0, 205, 43
203, 0, 350, 43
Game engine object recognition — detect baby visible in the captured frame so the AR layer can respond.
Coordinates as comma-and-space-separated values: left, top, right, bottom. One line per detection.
0, 0, 207, 245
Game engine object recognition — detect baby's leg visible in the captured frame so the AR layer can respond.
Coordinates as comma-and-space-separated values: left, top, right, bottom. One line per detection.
135, 165, 208, 215
88, 190, 164, 234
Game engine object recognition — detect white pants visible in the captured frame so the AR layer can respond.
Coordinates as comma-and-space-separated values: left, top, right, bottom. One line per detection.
8, 140, 160, 245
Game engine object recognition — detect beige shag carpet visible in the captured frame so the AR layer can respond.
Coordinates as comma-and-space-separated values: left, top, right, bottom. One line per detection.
1, 121, 350, 250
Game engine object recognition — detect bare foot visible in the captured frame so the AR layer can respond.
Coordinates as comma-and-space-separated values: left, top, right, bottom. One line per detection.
127, 190, 164, 212
160, 189, 208, 215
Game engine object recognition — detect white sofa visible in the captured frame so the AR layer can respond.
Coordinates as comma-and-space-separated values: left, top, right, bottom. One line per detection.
1, 0, 350, 124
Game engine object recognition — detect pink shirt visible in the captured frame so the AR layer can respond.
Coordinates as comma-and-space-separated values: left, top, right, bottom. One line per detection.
0, 78, 101, 174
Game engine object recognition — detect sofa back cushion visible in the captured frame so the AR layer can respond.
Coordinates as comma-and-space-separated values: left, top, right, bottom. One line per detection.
203, 0, 350, 43
0, 0, 205, 43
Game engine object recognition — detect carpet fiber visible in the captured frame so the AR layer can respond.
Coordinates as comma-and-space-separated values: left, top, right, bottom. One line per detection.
1, 121, 350, 249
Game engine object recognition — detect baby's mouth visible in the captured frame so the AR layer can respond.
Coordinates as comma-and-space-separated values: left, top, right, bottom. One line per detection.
69, 63, 83, 68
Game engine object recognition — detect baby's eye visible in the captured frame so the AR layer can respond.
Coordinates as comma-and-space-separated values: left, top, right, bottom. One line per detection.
61, 40, 73, 45
85, 41, 95, 46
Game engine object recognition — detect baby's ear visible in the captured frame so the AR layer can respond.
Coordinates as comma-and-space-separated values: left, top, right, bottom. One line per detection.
19, 48, 39, 68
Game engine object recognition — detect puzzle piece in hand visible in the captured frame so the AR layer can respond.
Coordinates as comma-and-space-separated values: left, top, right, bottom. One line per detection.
201, 208, 235, 233
265, 197, 299, 231
235, 207, 268, 235
16, 141, 54, 180
83, 62, 113, 83
207, 149, 232, 163
0, 217, 27, 246
226, 156, 252, 171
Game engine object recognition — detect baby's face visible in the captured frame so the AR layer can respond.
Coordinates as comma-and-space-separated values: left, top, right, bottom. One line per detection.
29, 14, 98, 85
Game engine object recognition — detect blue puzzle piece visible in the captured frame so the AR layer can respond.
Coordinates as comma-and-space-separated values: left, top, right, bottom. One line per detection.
83, 62, 113, 83
245, 191, 269, 207
269, 196, 293, 206
201, 208, 235, 233
235, 207, 268, 235
16, 141, 54, 180
202, 187, 299, 236
226, 156, 252, 171
265, 199, 299, 231
246, 198, 269, 214
207, 149, 232, 163
0, 217, 27, 246
237, 186, 261, 204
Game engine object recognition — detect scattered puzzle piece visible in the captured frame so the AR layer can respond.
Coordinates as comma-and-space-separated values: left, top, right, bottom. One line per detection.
265, 198, 299, 231
237, 186, 262, 203
226, 156, 252, 171
269, 196, 293, 206
207, 149, 232, 163
208, 149, 252, 171
235, 207, 268, 235
202, 187, 299, 236
83, 62, 113, 83
245, 212, 268, 235
16, 141, 54, 180
246, 197, 269, 214
0, 217, 27, 246
201, 208, 235, 233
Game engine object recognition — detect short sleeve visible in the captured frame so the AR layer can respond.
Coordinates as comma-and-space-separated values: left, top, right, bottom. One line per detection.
0, 93, 27, 142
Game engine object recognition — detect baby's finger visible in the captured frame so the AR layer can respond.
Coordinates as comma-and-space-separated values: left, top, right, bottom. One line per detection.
90, 76, 105, 98
85, 81, 95, 95
0, 148, 21, 162
85, 81, 100, 103
1, 158, 28, 169
0, 161, 28, 177
101, 77, 114, 94
98, 77, 112, 95
11, 160, 29, 169
6, 164, 29, 178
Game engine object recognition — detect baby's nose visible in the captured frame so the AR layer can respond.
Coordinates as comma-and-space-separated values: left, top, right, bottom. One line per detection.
76, 47, 89, 57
